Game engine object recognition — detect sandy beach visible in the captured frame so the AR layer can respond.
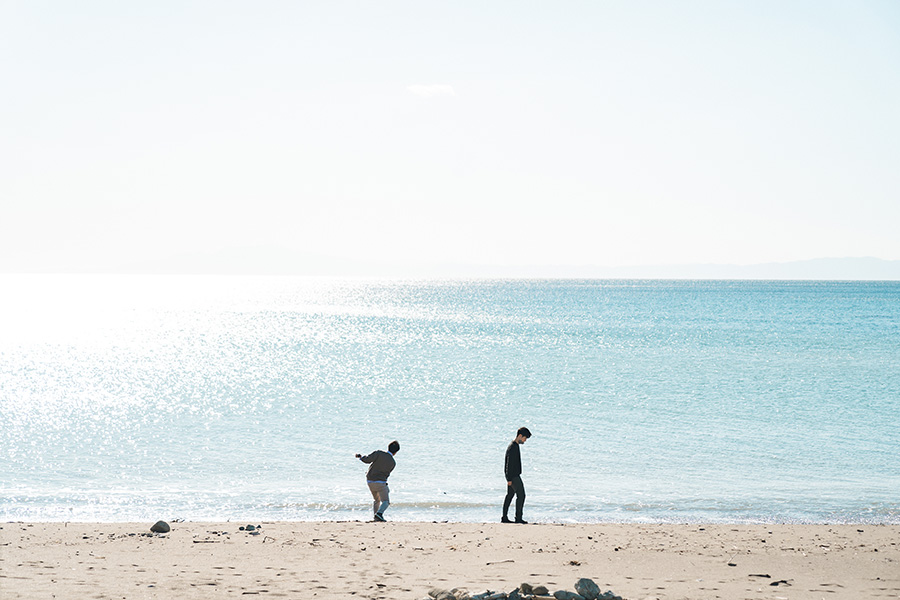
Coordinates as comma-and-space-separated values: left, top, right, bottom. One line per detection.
1, 521, 897, 599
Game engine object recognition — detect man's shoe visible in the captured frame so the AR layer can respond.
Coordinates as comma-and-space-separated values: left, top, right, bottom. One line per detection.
373, 514, 386, 522
515, 518, 528, 524
501, 516, 512, 524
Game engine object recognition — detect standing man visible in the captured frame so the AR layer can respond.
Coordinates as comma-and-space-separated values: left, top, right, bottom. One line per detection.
356, 440, 399, 522
502, 427, 531, 524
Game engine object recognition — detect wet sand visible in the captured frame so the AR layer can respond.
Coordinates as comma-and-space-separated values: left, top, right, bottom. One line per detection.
1, 521, 898, 599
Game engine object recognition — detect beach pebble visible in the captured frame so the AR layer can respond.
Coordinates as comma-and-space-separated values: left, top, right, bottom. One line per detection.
150, 521, 170, 534
554, 592, 584, 600
452, 588, 472, 600
533, 586, 550, 596
429, 587, 454, 600
574, 579, 600, 600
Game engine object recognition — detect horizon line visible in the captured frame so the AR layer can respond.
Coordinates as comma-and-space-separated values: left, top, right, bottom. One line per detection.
2, 256, 900, 281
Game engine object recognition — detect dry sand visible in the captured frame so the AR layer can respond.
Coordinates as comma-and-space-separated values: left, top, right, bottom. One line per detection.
1, 521, 897, 599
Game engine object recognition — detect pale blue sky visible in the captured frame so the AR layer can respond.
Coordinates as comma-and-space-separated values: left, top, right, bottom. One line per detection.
2, 1, 899, 274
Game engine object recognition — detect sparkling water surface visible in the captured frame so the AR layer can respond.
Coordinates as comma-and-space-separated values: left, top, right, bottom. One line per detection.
1, 275, 898, 523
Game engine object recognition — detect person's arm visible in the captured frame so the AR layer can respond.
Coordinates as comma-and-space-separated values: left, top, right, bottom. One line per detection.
505, 443, 521, 484
357, 452, 375, 463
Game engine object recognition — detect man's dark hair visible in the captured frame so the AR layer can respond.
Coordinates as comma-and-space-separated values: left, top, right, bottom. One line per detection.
517, 427, 532, 439
388, 440, 400, 454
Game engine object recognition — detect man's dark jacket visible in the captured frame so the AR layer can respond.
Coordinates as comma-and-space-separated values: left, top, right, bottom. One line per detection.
504, 441, 521, 481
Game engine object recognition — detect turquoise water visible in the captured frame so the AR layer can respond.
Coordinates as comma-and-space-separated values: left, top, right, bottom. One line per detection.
1, 275, 898, 523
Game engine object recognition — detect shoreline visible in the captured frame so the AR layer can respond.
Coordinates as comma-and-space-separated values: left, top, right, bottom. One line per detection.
2, 521, 898, 599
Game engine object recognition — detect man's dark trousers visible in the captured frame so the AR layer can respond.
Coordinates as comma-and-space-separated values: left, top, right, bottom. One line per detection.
503, 475, 526, 520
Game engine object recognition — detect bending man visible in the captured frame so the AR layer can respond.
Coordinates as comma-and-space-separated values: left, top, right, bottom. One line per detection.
356, 440, 399, 522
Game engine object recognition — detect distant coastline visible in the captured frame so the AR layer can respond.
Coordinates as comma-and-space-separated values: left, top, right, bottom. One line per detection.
2, 253, 900, 280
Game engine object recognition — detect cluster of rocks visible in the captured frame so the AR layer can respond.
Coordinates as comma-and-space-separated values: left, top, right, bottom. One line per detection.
147, 521, 267, 539
239, 524, 263, 535
425, 578, 622, 600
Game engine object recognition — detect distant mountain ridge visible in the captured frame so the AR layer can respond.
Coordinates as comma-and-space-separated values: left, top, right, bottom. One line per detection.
118, 253, 900, 279
5, 252, 900, 280
565, 257, 900, 281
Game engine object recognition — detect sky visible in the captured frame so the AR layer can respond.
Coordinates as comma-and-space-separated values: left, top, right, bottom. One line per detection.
2, 1, 900, 275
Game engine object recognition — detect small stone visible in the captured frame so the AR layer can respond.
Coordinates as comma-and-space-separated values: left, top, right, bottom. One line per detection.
533, 586, 550, 596
246, 525, 256, 531
452, 588, 472, 600
520, 583, 534, 595
429, 588, 454, 600
574, 579, 600, 600
150, 521, 170, 534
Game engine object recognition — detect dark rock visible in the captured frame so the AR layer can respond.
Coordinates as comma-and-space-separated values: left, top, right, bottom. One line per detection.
429, 587, 454, 600
150, 521, 170, 534
574, 579, 600, 600
554, 592, 583, 600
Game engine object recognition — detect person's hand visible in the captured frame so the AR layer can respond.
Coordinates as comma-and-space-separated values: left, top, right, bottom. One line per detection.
355, 454, 362, 459
507, 481, 512, 486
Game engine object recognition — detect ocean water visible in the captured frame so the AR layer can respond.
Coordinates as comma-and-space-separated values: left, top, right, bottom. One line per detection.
1, 275, 898, 524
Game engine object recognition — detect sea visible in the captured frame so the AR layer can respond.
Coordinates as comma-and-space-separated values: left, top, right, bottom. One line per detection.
1, 275, 898, 524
